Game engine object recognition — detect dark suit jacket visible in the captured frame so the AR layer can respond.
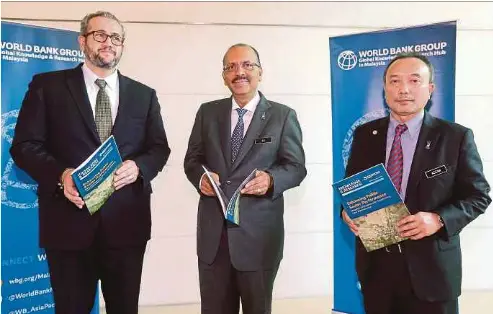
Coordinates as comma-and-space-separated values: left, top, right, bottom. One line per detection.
345, 111, 491, 301
10, 64, 171, 250
184, 92, 307, 271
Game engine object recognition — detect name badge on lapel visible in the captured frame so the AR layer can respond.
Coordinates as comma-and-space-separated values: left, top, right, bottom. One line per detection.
425, 165, 447, 179
254, 137, 272, 144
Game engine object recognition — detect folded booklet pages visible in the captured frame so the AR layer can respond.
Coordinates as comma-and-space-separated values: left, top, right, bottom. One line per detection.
72, 135, 123, 215
202, 165, 257, 225
333, 163, 410, 252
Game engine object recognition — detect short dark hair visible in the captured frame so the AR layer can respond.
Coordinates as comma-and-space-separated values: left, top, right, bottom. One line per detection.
383, 52, 434, 83
222, 43, 262, 67
80, 11, 125, 39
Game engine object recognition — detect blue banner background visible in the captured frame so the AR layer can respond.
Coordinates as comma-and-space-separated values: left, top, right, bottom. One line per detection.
1, 22, 98, 314
330, 22, 457, 314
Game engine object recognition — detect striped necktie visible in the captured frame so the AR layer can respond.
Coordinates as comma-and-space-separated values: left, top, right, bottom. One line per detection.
387, 124, 408, 192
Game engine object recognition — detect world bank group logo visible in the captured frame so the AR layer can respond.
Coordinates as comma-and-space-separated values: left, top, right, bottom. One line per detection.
342, 109, 389, 168
1, 109, 38, 209
337, 50, 358, 70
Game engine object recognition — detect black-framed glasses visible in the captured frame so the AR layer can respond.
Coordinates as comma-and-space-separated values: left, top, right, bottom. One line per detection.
223, 61, 261, 73
84, 30, 124, 46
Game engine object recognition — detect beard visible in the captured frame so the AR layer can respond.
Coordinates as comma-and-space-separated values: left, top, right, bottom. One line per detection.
84, 45, 122, 70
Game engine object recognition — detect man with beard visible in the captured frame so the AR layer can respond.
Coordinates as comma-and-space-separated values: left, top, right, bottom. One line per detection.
184, 43, 307, 314
10, 11, 170, 314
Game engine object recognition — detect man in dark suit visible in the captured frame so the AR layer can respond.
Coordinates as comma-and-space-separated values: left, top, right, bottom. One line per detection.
10, 11, 170, 314
184, 43, 306, 314
342, 52, 491, 314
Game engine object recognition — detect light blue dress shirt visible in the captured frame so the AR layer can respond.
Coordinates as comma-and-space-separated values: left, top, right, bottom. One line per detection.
385, 110, 424, 200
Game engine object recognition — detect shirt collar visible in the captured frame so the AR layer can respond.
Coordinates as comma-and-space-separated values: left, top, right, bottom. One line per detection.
82, 63, 118, 91
232, 91, 260, 113
389, 109, 424, 140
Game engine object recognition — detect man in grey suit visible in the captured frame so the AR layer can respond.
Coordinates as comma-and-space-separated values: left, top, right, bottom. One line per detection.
184, 43, 306, 314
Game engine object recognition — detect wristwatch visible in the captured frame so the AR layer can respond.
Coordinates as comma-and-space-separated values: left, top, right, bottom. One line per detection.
437, 215, 445, 227
266, 171, 274, 189
59, 168, 72, 190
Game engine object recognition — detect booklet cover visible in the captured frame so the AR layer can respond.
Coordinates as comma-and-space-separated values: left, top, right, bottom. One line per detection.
333, 163, 410, 252
201, 165, 257, 225
72, 135, 122, 215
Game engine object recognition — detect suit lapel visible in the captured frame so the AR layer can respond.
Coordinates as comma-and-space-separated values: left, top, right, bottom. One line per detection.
231, 93, 271, 172
372, 117, 390, 166
405, 112, 441, 203
111, 72, 129, 139
66, 64, 100, 143
218, 99, 233, 169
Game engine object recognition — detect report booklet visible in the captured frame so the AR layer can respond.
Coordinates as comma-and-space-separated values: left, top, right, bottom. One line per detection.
72, 136, 122, 215
333, 163, 410, 251
202, 165, 257, 225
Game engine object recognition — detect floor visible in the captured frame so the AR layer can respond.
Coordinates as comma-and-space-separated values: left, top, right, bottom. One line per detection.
101, 291, 493, 313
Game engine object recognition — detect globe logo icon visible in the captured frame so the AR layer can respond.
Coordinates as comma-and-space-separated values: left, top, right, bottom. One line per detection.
341, 109, 389, 168
1, 109, 38, 209
337, 50, 358, 70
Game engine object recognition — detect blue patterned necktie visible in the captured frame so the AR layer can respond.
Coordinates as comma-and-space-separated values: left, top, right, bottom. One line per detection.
94, 79, 112, 142
387, 124, 408, 192
231, 108, 248, 162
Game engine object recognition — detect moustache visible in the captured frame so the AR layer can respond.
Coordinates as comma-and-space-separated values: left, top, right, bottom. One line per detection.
98, 48, 116, 55
232, 76, 249, 83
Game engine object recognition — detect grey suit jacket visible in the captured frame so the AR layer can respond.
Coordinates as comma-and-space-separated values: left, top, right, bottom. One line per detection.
184, 92, 307, 271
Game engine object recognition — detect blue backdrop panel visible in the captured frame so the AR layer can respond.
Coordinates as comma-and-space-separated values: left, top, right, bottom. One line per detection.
330, 21, 457, 314
1, 22, 98, 314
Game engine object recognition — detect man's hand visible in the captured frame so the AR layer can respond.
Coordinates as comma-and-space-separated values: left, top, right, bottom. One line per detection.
241, 170, 272, 196
342, 210, 359, 236
200, 172, 219, 196
61, 168, 84, 209
397, 211, 443, 240
114, 160, 140, 190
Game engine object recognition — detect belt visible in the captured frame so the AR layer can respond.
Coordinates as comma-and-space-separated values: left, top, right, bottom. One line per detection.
383, 243, 403, 254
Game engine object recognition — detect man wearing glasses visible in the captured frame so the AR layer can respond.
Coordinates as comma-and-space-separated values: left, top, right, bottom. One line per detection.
184, 43, 307, 314
10, 11, 170, 314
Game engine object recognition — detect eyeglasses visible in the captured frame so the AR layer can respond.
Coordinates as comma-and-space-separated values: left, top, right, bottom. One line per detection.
223, 61, 261, 73
84, 31, 124, 46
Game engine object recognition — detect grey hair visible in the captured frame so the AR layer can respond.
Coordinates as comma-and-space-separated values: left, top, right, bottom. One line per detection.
222, 43, 261, 67
80, 11, 125, 39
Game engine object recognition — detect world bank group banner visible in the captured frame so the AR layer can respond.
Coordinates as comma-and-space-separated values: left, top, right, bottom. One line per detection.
330, 21, 456, 314
1, 22, 98, 314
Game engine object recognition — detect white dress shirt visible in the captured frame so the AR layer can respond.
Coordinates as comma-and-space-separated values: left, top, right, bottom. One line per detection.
199, 91, 261, 188
81, 63, 119, 124
231, 91, 260, 136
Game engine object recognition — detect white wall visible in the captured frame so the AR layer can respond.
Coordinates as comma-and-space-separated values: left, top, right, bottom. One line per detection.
2, 1, 492, 306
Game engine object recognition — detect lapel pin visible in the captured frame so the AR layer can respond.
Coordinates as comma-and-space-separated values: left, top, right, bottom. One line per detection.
425, 141, 431, 150
261, 112, 266, 120
372, 130, 378, 135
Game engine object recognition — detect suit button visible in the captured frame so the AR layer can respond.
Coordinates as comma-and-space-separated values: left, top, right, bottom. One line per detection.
226, 181, 232, 185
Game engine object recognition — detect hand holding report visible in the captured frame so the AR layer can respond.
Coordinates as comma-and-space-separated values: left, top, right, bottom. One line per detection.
72, 136, 123, 215
202, 165, 257, 225
333, 163, 410, 251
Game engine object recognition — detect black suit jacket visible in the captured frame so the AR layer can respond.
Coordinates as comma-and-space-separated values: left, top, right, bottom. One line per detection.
10, 64, 171, 250
184, 92, 307, 271
345, 111, 491, 301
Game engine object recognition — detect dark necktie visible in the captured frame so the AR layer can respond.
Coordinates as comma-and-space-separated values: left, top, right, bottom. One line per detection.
231, 108, 248, 162
387, 124, 408, 192
94, 79, 112, 142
